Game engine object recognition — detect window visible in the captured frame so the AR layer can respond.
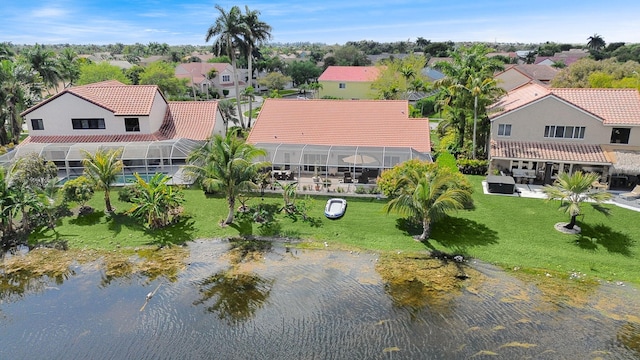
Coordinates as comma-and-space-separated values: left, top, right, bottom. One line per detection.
497, 124, 511, 136
544, 125, 585, 139
72, 118, 105, 130
222, 75, 231, 82
610, 128, 630, 144
31, 119, 44, 130
339, 83, 346, 89
125, 118, 140, 132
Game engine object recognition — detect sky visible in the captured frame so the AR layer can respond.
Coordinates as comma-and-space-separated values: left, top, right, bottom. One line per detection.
2, 0, 640, 46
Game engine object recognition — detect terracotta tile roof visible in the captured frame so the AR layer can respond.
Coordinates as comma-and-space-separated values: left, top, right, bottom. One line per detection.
318, 66, 381, 82
175, 62, 230, 85
21, 81, 162, 117
490, 84, 640, 125
489, 83, 551, 117
491, 140, 610, 164
550, 88, 640, 125
158, 101, 218, 141
246, 99, 431, 153
508, 64, 558, 82
22, 133, 166, 144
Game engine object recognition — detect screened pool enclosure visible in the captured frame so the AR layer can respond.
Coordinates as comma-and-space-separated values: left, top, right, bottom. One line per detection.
0, 139, 202, 185
253, 143, 432, 181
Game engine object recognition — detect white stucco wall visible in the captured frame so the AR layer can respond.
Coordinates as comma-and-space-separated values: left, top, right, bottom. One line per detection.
25, 92, 168, 136
491, 96, 640, 146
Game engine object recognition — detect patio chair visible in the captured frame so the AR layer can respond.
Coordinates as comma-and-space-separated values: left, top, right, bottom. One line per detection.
620, 185, 640, 200
591, 180, 608, 191
343, 172, 353, 183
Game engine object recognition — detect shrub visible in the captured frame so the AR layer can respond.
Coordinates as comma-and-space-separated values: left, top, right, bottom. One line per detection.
62, 176, 95, 207
456, 159, 488, 175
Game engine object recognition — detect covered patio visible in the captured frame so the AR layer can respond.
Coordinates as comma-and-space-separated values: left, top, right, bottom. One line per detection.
254, 143, 431, 192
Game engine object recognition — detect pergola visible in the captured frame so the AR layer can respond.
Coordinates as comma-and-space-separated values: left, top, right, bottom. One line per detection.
0, 138, 202, 184
254, 143, 431, 179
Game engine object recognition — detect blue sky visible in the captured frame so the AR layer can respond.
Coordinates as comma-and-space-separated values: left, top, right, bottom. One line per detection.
2, 0, 640, 46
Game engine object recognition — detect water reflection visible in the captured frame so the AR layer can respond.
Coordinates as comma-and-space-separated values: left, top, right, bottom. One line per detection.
193, 269, 273, 324
0, 240, 639, 359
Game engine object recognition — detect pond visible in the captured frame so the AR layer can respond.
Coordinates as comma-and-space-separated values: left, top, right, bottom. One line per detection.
1, 239, 639, 359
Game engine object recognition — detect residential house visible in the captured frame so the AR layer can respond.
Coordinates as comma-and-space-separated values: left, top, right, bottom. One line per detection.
489, 83, 640, 189
10, 81, 225, 183
317, 66, 381, 99
535, 49, 589, 67
246, 98, 431, 183
494, 64, 559, 92
175, 62, 246, 98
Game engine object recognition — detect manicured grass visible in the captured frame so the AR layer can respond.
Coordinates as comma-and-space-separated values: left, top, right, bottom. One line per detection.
31, 176, 640, 284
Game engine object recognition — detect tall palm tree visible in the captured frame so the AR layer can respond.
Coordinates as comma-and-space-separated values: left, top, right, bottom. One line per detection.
241, 86, 256, 128
384, 168, 472, 241
24, 44, 61, 95
543, 171, 612, 230
218, 99, 237, 135
82, 148, 124, 213
206, 5, 246, 129
433, 44, 503, 156
242, 6, 272, 92
0, 60, 41, 145
58, 47, 80, 89
186, 133, 269, 225
587, 33, 606, 52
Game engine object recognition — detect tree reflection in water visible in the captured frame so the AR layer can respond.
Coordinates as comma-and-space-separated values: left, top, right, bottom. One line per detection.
193, 269, 273, 324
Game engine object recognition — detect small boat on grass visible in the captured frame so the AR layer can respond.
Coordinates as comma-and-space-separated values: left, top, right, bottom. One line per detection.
324, 198, 347, 219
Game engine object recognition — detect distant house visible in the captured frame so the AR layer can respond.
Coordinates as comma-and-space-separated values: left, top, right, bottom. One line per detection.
175, 62, 246, 97
9, 81, 225, 183
494, 65, 558, 92
317, 66, 381, 99
247, 98, 431, 180
534, 49, 589, 67
489, 83, 640, 189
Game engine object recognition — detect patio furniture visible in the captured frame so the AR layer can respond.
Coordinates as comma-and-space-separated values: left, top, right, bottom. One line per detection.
343, 172, 353, 183
620, 185, 640, 200
591, 180, 609, 191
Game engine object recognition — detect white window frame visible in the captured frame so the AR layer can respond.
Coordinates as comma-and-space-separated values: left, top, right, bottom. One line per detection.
497, 124, 511, 137
339, 83, 346, 89
222, 74, 231, 82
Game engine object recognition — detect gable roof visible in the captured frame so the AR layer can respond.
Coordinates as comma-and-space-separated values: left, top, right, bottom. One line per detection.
318, 66, 381, 82
246, 99, 430, 153
175, 62, 233, 85
490, 84, 640, 125
21, 81, 162, 117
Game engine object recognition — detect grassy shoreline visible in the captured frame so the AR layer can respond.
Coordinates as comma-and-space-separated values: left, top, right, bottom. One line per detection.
23, 175, 640, 285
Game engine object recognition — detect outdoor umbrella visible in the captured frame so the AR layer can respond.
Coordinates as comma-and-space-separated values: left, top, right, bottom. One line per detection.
342, 154, 377, 165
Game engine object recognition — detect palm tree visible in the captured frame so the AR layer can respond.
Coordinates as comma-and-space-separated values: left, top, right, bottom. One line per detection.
206, 5, 247, 129
82, 148, 124, 213
24, 44, 61, 95
384, 168, 472, 241
242, 6, 272, 91
0, 60, 41, 145
186, 133, 269, 225
127, 173, 184, 229
433, 44, 503, 156
587, 33, 606, 52
218, 99, 237, 135
241, 86, 256, 128
543, 171, 612, 230
58, 48, 80, 89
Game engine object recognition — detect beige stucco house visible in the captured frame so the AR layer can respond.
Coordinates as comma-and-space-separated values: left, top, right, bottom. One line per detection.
10, 80, 225, 183
175, 62, 246, 98
494, 65, 558, 92
489, 83, 640, 189
317, 66, 380, 99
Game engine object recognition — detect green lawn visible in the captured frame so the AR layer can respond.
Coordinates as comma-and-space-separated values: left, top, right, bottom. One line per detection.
31, 176, 640, 284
